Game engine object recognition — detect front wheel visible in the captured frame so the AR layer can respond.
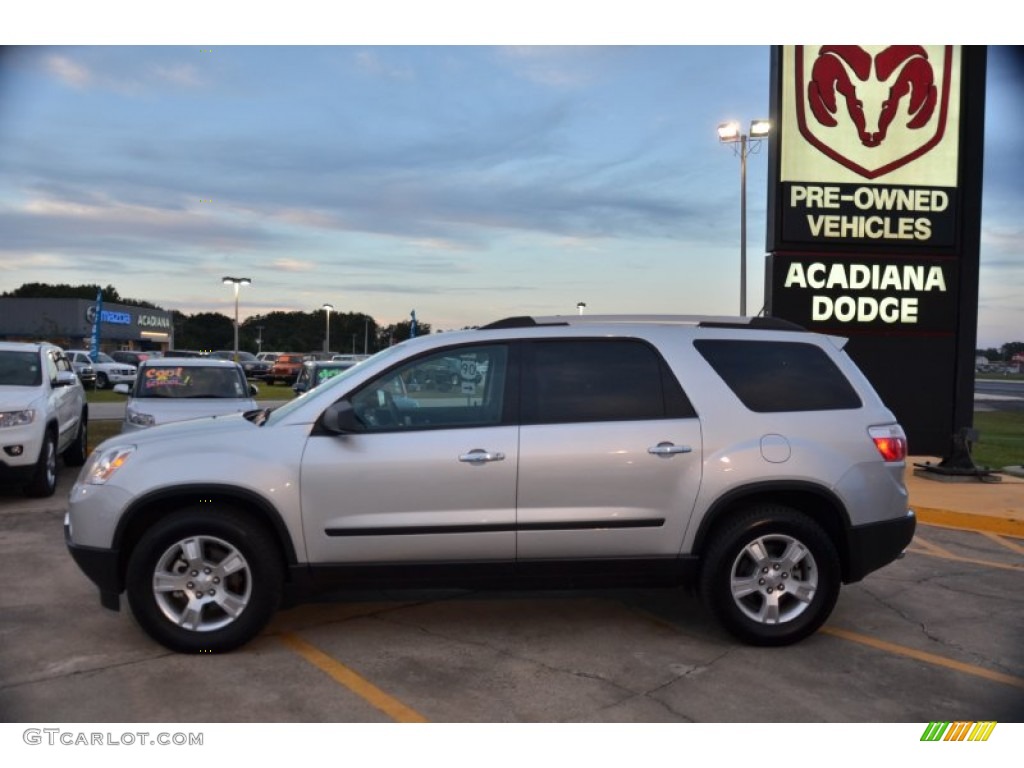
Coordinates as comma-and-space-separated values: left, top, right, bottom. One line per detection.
63, 413, 88, 467
126, 507, 283, 653
24, 431, 58, 497
699, 505, 840, 646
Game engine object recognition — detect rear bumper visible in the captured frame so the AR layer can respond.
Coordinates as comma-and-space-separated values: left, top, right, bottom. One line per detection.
844, 509, 916, 583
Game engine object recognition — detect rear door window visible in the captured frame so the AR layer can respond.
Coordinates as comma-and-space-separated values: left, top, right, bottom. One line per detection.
521, 339, 694, 424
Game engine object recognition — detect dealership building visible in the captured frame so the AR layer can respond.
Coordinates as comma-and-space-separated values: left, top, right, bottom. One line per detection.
0, 298, 173, 353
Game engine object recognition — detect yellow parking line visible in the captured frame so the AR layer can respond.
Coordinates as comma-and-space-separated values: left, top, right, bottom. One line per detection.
821, 627, 1024, 690
280, 632, 429, 722
909, 535, 956, 557
981, 530, 1024, 555
906, 536, 1024, 572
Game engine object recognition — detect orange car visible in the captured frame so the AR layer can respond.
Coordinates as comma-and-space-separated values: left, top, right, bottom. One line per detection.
264, 352, 305, 385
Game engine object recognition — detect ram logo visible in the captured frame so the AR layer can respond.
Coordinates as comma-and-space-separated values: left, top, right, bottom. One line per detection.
795, 45, 954, 179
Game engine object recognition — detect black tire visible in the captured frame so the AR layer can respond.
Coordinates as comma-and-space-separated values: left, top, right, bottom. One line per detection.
24, 430, 58, 498
126, 507, 283, 654
63, 412, 89, 467
699, 504, 840, 646
96, 371, 109, 389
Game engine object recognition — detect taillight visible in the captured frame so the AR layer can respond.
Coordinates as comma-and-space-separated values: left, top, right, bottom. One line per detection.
869, 426, 907, 462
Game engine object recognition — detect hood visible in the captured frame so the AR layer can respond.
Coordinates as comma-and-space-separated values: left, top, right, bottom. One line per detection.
0, 386, 45, 410
109, 408, 259, 447
126, 398, 259, 428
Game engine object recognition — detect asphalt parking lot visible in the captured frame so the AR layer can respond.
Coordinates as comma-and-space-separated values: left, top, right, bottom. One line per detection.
1, 463, 1022, 724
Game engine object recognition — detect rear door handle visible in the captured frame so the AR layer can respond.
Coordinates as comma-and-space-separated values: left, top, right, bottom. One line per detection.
459, 449, 506, 463
648, 442, 693, 456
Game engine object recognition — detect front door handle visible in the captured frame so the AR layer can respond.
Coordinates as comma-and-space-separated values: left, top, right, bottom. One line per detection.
459, 449, 506, 463
648, 442, 693, 456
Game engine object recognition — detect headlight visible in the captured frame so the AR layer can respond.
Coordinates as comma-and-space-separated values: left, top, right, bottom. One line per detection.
126, 409, 155, 428
0, 409, 35, 428
85, 445, 136, 485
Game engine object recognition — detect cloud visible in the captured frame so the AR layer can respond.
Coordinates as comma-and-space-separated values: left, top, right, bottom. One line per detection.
45, 55, 92, 88
352, 51, 415, 81
152, 63, 203, 87
272, 257, 316, 272
498, 46, 598, 88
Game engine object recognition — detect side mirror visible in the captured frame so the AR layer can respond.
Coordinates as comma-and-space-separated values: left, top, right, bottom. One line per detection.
54, 371, 79, 388
249, 384, 259, 397
321, 400, 361, 434
113, 383, 131, 395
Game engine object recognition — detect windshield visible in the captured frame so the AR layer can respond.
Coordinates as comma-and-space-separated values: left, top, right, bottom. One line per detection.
0, 351, 42, 386
95, 352, 116, 364
135, 365, 249, 399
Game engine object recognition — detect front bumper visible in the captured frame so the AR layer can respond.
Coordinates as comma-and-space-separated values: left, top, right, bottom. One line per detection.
65, 519, 122, 610
844, 509, 916, 583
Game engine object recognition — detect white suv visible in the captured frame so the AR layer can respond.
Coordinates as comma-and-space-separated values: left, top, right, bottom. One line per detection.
66, 316, 914, 653
66, 350, 137, 390
0, 342, 88, 497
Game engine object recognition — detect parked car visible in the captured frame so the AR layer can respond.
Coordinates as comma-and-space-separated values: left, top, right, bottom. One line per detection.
113, 358, 259, 433
292, 360, 360, 395
110, 350, 160, 367
256, 352, 282, 363
67, 355, 97, 389
66, 314, 914, 653
164, 349, 206, 358
208, 350, 271, 379
264, 352, 305, 385
66, 350, 137, 390
0, 341, 87, 497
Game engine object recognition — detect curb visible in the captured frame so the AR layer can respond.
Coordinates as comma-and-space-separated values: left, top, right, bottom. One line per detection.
914, 506, 1024, 537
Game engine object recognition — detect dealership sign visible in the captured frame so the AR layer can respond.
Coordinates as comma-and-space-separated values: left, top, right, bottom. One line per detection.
779, 46, 961, 251
85, 305, 132, 326
765, 46, 986, 456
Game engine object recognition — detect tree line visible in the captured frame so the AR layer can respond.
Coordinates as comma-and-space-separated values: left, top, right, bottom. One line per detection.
2, 282, 431, 354
975, 342, 1024, 362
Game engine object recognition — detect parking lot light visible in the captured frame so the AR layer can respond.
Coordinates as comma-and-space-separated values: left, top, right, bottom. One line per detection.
717, 119, 770, 316
222, 277, 251, 363
322, 303, 334, 355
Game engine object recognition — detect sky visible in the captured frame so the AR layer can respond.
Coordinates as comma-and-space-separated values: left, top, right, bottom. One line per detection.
1, 11, 1022, 348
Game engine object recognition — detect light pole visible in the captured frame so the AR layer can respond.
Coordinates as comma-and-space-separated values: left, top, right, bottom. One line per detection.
222, 276, 251, 362
322, 303, 334, 355
718, 119, 770, 316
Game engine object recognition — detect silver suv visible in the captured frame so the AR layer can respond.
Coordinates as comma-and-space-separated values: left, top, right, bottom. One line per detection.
1, 342, 88, 497
66, 315, 914, 653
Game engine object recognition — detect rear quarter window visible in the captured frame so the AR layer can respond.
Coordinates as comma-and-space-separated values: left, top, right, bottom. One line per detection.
694, 339, 862, 412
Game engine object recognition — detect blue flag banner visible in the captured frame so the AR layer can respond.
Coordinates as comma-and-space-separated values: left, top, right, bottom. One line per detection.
90, 289, 102, 359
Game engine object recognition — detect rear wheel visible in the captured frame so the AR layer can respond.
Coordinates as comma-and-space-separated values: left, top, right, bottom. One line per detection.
699, 504, 840, 646
126, 507, 283, 653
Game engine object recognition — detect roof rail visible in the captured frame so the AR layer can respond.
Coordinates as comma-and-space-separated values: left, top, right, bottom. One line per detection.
479, 314, 807, 332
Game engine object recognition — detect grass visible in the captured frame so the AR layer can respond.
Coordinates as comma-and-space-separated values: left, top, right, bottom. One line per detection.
971, 410, 1024, 469
87, 419, 122, 453
84, 387, 128, 404
976, 373, 1024, 381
